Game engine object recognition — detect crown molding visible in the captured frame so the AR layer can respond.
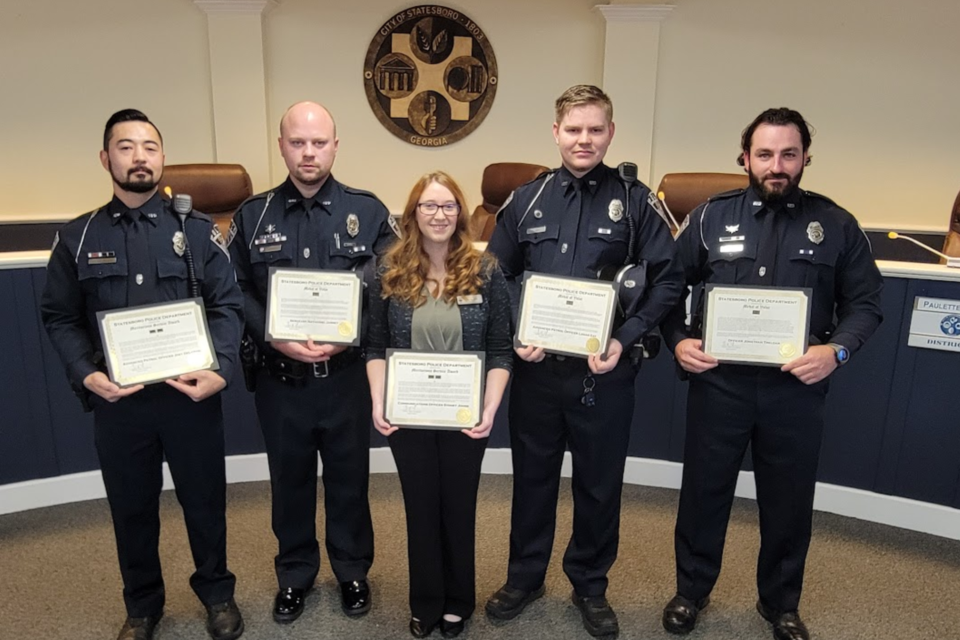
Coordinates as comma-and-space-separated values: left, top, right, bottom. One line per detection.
595, 4, 675, 22
193, 0, 277, 15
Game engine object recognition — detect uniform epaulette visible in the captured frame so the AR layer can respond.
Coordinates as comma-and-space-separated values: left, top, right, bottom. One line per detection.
522, 168, 557, 189
706, 188, 746, 202
236, 190, 273, 211
343, 185, 381, 201
187, 209, 213, 223
802, 190, 838, 206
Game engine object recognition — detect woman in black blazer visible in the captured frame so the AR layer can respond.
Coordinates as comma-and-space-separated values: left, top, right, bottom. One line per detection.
366, 171, 513, 638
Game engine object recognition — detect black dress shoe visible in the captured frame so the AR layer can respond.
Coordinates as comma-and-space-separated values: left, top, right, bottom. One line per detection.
757, 600, 810, 640
440, 616, 466, 638
340, 579, 372, 616
273, 587, 307, 624
571, 592, 619, 638
409, 617, 437, 638
206, 598, 244, 640
662, 594, 710, 635
116, 614, 162, 640
485, 583, 545, 620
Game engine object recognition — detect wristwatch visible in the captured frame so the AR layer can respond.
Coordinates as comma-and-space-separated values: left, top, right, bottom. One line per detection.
827, 343, 849, 366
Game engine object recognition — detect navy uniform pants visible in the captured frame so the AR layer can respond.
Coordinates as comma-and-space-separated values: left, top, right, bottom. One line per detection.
255, 358, 374, 589
675, 365, 828, 613
389, 428, 488, 626
93, 385, 235, 618
506, 356, 636, 597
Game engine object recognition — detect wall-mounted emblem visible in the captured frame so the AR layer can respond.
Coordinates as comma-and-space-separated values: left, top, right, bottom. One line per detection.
363, 6, 498, 147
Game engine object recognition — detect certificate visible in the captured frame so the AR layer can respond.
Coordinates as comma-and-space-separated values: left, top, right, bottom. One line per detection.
384, 350, 485, 430
97, 299, 219, 387
702, 285, 812, 365
516, 272, 618, 358
266, 268, 362, 345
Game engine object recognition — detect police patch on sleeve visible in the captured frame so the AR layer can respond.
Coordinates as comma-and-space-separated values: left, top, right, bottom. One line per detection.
676, 213, 691, 237
51, 231, 60, 252
211, 225, 229, 257
226, 220, 238, 248
388, 214, 402, 238
647, 191, 671, 227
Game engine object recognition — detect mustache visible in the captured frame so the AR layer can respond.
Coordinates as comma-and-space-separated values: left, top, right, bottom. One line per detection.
128, 165, 154, 177
763, 172, 790, 181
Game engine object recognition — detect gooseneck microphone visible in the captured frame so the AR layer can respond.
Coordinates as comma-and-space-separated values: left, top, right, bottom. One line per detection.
887, 232, 960, 268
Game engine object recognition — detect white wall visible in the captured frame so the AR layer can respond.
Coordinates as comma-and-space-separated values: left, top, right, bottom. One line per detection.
651, 0, 960, 231
0, 0, 216, 218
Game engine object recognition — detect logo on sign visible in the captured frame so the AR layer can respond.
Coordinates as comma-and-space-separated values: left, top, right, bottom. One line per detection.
941, 315, 960, 336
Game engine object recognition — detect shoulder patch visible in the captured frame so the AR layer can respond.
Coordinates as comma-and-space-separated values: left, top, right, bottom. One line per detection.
51, 231, 60, 252
706, 188, 746, 202
387, 215, 402, 239
210, 225, 229, 257
646, 191, 672, 227
226, 219, 239, 247
495, 191, 515, 219
675, 214, 692, 237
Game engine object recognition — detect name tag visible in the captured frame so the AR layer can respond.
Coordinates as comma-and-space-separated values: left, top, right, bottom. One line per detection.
254, 234, 287, 245
526, 226, 547, 234
719, 243, 744, 254
259, 244, 283, 253
457, 294, 483, 305
87, 251, 117, 265
597, 227, 612, 235
798, 249, 814, 256
719, 235, 745, 242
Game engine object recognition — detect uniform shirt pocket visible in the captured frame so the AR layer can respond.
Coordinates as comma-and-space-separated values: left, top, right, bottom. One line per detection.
707, 239, 757, 283
156, 257, 189, 299
787, 243, 840, 289
77, 259, 128, 308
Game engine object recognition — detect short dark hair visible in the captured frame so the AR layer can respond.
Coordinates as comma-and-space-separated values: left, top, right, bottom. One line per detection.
737, 107, 813, 166
103, 109, 163, 151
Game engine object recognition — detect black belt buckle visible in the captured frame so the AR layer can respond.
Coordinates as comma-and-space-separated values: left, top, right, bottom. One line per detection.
312, 361, 330, 378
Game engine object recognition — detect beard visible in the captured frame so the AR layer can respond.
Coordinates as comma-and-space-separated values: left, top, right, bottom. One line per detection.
749, 166, 803, 204
110, 161, 159, 194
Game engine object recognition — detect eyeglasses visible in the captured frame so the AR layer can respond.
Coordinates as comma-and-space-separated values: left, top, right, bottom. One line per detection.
417, 202, 461, 216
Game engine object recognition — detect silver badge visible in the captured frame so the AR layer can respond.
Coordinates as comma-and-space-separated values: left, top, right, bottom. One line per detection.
303, 248, 311, 259
759, 267, 767, 277
533, 209, 543, 219
135, 273, 144, 285
807, 221, 824, 245
265, 224, 276, 234
725, 224, 740, 233
608, 199, 624, 223
172, 231, 186, 257
346, 213, 360, 238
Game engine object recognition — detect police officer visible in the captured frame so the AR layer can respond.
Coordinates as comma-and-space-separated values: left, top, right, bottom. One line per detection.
485, 85, 683, 638
659, 108, 883, 640
228, 101, 396, 623
40, 109, 245, 640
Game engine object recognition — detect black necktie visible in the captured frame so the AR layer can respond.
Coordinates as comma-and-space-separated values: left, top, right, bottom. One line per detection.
125, 211, 152, 307
754, 207, 782, 286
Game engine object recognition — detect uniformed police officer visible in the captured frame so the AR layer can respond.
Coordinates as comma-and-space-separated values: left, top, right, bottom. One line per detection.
485, 85, 683, 638
40, 109, 245, 640
659, 108, 883, 640
228, 101, 396, 624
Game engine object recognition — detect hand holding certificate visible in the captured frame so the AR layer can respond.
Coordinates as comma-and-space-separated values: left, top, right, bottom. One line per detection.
516, 272, 618, 358
97, 299, 219, 387
266, 268, 362, 345
384, 350, 485, 430
702, 285, 811, 365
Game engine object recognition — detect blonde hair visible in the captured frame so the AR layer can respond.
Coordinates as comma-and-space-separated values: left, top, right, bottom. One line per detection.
380, 171, 494, 307
554, 84, 613, 123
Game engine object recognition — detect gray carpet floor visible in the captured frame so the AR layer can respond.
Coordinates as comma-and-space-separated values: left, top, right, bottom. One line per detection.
2, 474, 959, 640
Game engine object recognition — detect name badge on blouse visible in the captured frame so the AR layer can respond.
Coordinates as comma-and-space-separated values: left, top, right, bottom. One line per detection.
457, 294, 483, 305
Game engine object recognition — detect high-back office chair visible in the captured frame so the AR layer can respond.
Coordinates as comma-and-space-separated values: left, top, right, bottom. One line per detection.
158, 163, 253, 235
471, 162, 550, 242
656, 172, 749, 234
942, 189, 960, 260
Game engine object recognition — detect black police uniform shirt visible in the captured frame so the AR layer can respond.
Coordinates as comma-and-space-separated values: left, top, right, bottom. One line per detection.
487, 163, 684, 349
661, 185, 883, 355
228, 176, 397, 353
41, 191, 245, 390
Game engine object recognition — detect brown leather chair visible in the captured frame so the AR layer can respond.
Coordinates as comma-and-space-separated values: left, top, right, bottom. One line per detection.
471, 162, 550, 242
942, 189, 960, 260
656, 172, 749, 234
158, 163, 253, 235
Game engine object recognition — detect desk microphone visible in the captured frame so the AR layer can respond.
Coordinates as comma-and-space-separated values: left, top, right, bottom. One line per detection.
887, 232, 960, 268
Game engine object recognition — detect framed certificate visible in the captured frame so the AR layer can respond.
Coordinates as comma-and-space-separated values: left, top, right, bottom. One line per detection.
702, 285, 812, 366
96, 298, 219, 387
384, 350, 485, 430
266, 267, 362, 345
516, 272, 618, 358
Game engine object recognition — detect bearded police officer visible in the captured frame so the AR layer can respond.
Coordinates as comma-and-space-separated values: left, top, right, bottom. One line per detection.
659, 108, 883, 640
485, 85, 683, 638
228, 101, 396, 623
41, 109, 245, 640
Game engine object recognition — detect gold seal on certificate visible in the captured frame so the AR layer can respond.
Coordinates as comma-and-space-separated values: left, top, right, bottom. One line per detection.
516, 272, 618, 358
266, 268, 362, 345
384, 350, 485, 430
96, 299, 220, 387
702, 285, 812, 366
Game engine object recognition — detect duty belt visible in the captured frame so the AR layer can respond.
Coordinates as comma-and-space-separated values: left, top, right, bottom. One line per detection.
263, 348, 363, 385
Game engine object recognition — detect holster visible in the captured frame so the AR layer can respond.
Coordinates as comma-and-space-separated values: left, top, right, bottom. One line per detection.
240, 334, 261, 392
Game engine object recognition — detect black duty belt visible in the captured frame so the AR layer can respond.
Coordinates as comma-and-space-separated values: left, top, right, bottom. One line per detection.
263, 348, 363, 385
